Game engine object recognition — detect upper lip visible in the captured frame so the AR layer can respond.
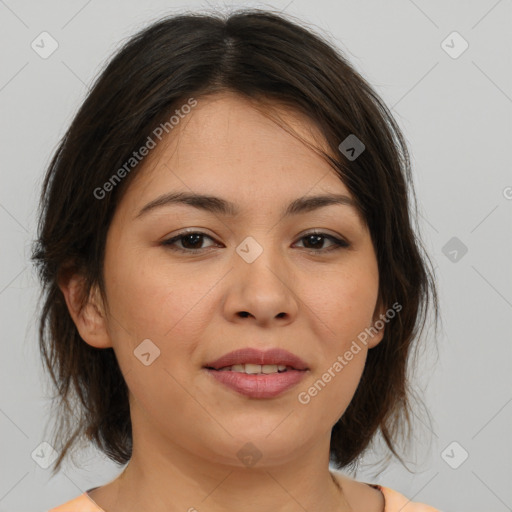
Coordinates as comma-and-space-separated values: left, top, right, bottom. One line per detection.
204, 348, 309, 371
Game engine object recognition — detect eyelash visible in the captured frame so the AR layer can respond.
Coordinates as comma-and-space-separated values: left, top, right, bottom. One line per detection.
161, 230, 350, 254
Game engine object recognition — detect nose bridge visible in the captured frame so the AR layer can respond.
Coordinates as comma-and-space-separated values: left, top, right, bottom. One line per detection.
228, 232, 298, 321
235, 233, 286, 283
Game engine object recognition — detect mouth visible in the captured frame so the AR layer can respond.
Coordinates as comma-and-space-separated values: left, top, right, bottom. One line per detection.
203, 364, 308, 399
205, 363, 305, 374
203, 347, 310, 372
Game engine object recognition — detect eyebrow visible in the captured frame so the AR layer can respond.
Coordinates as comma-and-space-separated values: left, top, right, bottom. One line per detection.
135, 191, 357, 220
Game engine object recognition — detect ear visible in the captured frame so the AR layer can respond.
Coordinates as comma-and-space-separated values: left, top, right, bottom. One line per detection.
367, 296, 387, 349
57, 268, 112, 349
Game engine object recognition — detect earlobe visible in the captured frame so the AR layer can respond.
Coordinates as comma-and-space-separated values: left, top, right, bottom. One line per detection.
368, 299, 387, 349
57, 271, 112, 349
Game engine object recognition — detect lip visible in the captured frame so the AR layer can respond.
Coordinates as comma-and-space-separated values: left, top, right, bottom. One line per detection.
204, 368, 308, 398
203, 347, 309, 371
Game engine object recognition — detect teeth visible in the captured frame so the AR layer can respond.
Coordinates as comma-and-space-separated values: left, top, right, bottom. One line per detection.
218, 364, 288, 374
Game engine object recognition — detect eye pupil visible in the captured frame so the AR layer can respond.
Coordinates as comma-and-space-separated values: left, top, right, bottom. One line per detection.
182, 233, 203, 249
303, 234, 323, 249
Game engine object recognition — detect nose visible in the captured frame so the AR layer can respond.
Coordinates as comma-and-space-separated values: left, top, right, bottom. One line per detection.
224, 238, 300, 326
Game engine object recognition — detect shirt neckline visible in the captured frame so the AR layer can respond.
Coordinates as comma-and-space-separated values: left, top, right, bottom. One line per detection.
366, 483, 386, 512
86, 482, 387, 512
85, 488, 106, 512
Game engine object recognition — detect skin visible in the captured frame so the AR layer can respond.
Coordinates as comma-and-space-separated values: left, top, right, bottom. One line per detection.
60, 92, 386, 512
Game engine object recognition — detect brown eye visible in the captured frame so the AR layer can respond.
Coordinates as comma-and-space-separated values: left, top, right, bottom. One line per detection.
161, 230, 350, 254
294, 232, 350, 252
161, 231, 218, 253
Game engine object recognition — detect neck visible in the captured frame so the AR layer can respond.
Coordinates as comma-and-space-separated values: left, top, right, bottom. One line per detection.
90, 432, 353, 512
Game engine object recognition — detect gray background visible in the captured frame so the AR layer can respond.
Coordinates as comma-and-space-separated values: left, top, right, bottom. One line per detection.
0, 1, 511, 511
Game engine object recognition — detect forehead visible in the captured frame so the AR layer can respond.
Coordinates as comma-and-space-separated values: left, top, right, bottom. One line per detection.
123, 92, 363, 222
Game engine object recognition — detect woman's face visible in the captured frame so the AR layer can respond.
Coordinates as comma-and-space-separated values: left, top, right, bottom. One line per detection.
94, 92, 385, 467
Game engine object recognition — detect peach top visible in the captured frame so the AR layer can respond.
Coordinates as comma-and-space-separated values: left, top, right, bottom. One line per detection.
48, 484, 441, 511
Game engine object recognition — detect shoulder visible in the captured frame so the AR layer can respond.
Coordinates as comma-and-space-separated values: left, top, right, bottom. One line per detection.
373, 484, 441, 512
331, 470, 440, 512
47, 492, 105, 512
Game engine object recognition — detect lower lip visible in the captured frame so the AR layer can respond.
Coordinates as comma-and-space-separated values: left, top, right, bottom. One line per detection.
204, 368, 308, 398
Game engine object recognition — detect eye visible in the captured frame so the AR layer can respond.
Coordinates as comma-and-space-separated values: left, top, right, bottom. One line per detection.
160, 230, 350, 254
161, 231, 218, 253
293, 231, 350, 252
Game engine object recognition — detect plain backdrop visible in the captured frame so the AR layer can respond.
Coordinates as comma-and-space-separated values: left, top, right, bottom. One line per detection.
0, 1, 511, 511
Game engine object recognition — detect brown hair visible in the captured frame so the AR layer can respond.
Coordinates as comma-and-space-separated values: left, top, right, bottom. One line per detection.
31, 7, 439, 476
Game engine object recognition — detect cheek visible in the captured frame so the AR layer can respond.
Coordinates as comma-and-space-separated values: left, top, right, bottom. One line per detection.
103, 246, 218, 381
297, 340, 368, 431
105, 246, 203, 335
290, 268, 377, 424
308, 263, 379, 343
103, 253, 209, 423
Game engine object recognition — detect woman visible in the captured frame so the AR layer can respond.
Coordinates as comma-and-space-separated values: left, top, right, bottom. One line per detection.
33, 8, 440, 511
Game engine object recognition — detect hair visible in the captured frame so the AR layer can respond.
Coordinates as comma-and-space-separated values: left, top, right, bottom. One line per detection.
31, 7, 439, 477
